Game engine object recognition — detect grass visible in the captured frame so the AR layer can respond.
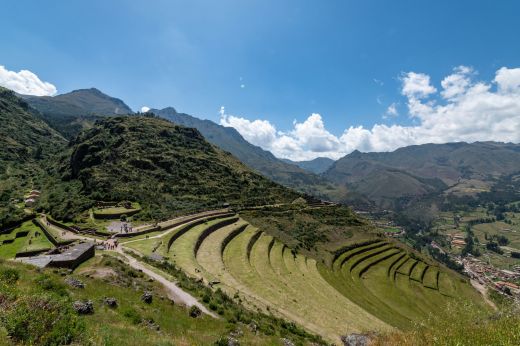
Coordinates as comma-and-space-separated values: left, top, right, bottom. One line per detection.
169, 217, 239, 281
124, 250, 327, 345
221, 228, 388, 344
195, 221, 248, 292
397, 258, 417, 276
0, 256, 290, 345
371, 301, 520, 346
410, 261, 428, 282
119, 212, 487, 343
422, 267, 439, 289
318, 241, 485, 332
0, 221, 54, 258
93, 206, 141, 215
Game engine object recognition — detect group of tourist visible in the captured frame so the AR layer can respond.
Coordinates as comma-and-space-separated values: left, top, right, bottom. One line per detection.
120, 223, 133, 233
102, 239, 118, 250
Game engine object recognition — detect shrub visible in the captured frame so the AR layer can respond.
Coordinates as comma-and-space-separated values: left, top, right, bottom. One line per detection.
0, 268, 20, 284
35, 274, 68, 296
189, 305, 202, 318
1, 293, 83, 345
122, 307, 142, 325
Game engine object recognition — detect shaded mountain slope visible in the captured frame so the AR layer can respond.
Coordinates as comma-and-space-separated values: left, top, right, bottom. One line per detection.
42, 115, 301, 221
151, 107, 334, 196
0, 87, 66, 228
21, 88, 133, 138
282, 157, 335, 174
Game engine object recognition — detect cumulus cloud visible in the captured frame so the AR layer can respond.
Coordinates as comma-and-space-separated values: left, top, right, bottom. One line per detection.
141, 106, 151, 113
220, 106, 277, 148
0, 65, 57, 96
401, 71, 437, 99
220, 66, 520, 161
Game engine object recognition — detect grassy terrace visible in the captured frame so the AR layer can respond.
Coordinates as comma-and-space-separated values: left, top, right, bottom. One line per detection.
0, 221, 54, 259
168, 216, 239, 281
319, 241, 483, 330
422, 266, 439, 289
121, 212, 484, 343
222, 229, 388, 343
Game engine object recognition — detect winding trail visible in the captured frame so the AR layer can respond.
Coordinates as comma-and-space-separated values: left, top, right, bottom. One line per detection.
40, 214, 217, 317
115, 247, 218, 318
470, 279, 497, 310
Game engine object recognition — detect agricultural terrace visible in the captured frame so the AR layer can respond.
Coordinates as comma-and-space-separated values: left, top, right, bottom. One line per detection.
319, 241, 482, 330
122, 208, 484, 344
0, 220, 54, 259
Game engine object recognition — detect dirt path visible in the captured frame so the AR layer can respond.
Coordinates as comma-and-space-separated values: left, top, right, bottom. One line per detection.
470, 279, 497, 310
40, 215, 94, 242
41, 214, 217, 318
115, 247, 217, 318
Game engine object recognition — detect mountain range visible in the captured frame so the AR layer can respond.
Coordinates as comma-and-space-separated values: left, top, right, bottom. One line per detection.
282, 157, 335, 174
14, 87, 520, 217
324, 142, 520, 209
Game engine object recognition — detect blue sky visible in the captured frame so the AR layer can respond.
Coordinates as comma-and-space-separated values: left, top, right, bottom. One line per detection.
2, 1, 520, 159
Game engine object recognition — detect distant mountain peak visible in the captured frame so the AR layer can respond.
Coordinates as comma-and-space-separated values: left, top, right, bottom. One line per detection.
159, 106, 177, 114
23, 87, 133, 138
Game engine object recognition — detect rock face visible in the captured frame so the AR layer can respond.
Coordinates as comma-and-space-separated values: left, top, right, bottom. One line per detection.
141, 291, 153, 304
73, 300, 94, 314
65, 277, 85, 288
341, 333, 371, 346
103, 297, 118, 308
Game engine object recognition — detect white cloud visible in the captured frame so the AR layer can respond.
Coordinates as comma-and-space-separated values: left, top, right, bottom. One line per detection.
141, 106, 151, 113
0, 65, 57, 96
401, 71, 437, 99
220, 108, 277, 149
440, 66, 473, 99
495, 67, 520, 93
383, 102, 398, 119
220, 66, 520, 161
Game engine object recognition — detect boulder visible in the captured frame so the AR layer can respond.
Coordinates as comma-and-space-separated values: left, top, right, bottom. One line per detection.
65, 277, 85, 288
248, 321, 258, 334
103, 297, 118, 308
141, 291, 153, 304
73, 300, 94, 314
227, 337, 240, 346
341, 333, 371, 346
142, 318, 160, 331
281, 338, 295, 346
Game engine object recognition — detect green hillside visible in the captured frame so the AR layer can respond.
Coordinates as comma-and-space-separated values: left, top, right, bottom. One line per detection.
0, 255, 323, 345
151, 107, 336, 197
0, 87, 66, 228
40, 115, 300, 222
